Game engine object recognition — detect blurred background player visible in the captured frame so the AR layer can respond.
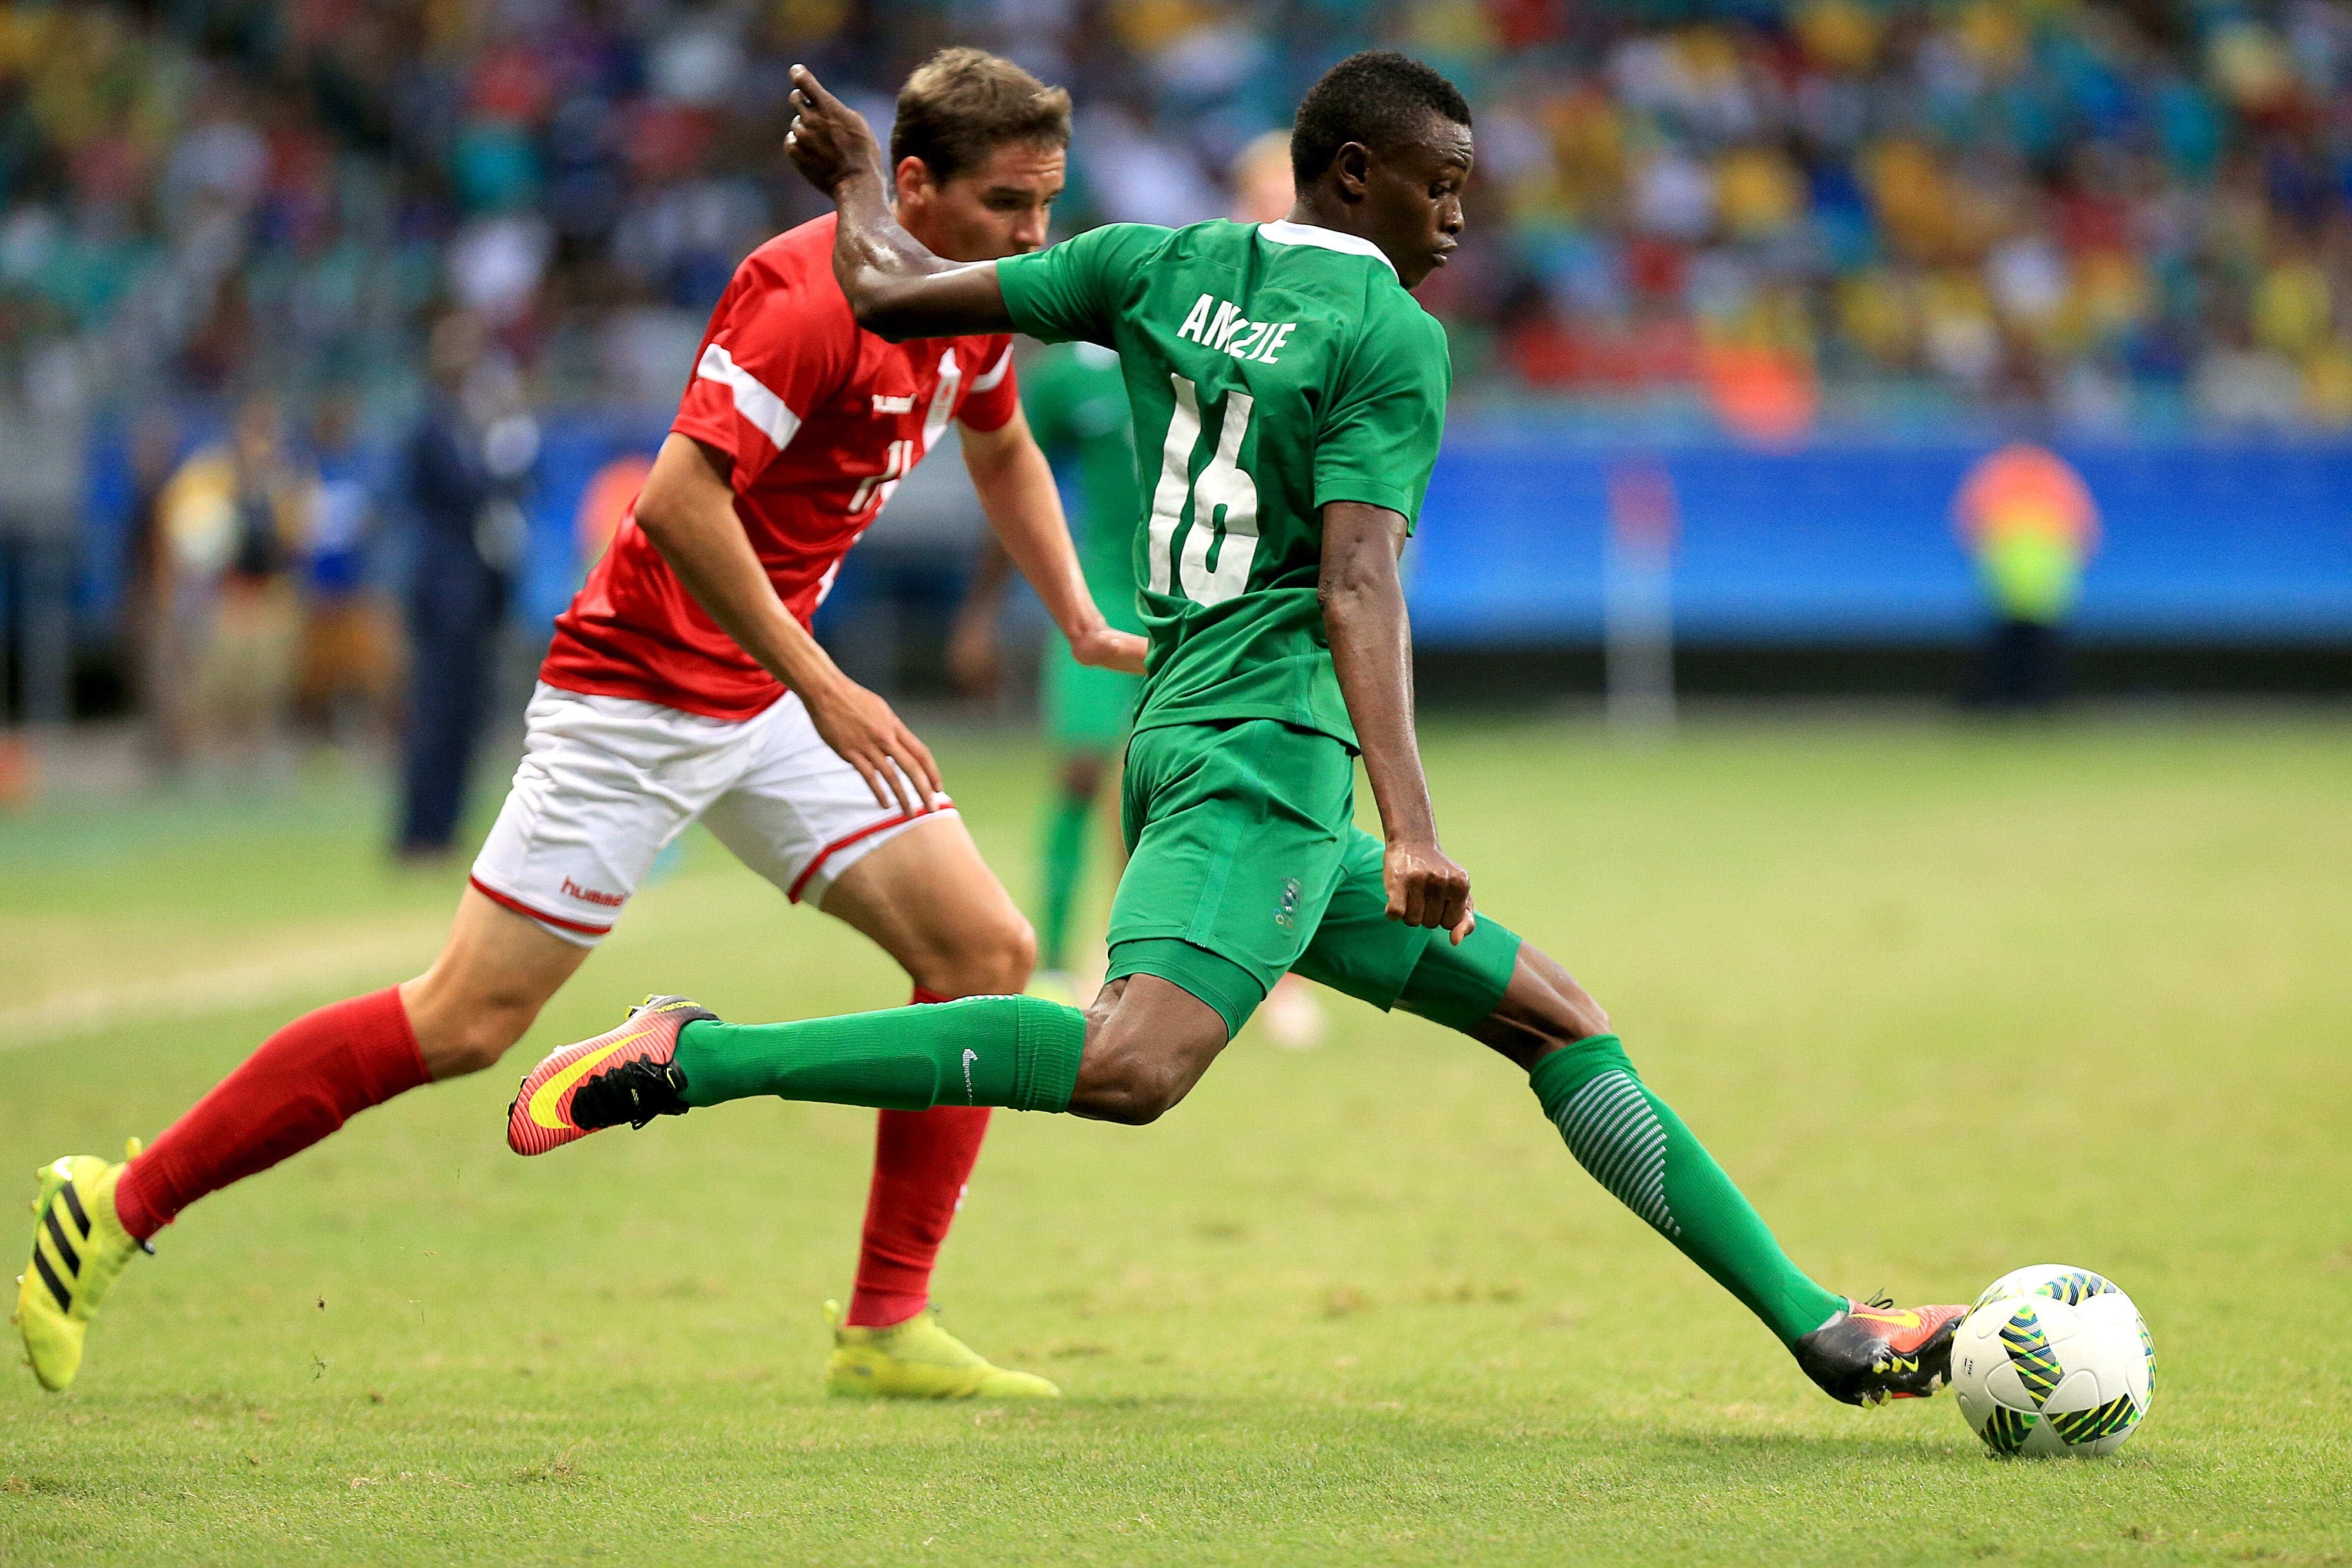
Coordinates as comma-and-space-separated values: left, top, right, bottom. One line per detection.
18, 49, 1142, 1403
948, 125, 1327, 1045
395, 313, 533, 861
1954, 443, 2102, 711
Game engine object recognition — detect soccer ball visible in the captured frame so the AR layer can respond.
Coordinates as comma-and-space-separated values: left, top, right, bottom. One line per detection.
1949, 1264, 2154, 1458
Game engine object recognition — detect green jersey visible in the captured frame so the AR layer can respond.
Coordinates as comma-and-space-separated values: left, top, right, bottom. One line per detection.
998, 219, 1451, 747
1021, 341, 1142, 634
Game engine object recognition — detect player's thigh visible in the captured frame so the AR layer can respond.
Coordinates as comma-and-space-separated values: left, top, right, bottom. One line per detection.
1293, 825, 1526, 1035
1104, 720, 1352, 1036
700, 690, 957, 912
817, 812, 1034, 992
470, 683, 743, 944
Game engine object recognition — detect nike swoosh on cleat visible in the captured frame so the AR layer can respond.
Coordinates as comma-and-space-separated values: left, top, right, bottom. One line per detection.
527, 1029, 657, 1131
1852, 1308, 1922, 1330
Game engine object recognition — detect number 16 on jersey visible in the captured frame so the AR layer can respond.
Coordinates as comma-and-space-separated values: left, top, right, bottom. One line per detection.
1145, 375, 1258, 607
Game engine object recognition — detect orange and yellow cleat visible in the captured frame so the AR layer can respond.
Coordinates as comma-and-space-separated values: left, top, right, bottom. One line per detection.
506, 995, 713, 1156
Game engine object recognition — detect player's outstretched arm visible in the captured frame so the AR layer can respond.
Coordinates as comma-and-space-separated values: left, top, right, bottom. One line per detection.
1319, 502, 1474, 944
783, 64, 1015, 343
959, 410, 1148, 676
634, 433, 941, 816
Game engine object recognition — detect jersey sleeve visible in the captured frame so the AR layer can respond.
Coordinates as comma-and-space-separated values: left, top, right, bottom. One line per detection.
996, 223, 1168, 347
955, 337, 1021, 432
671, 260, 853, 493
1313, 303, 1451, 529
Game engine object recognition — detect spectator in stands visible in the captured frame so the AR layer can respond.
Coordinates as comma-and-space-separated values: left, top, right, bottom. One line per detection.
395, 312, 536, 860
1954, 443, 2102, 710
156, 394, 306, 773
293, 392, 399, 750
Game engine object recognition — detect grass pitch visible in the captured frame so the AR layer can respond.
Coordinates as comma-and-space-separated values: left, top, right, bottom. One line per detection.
2, 714, 2347, 1567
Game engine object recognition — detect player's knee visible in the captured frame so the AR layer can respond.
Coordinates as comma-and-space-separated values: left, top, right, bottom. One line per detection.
1561, 980, 1609, 1042
1059, 754, 1106, 801
410, 992, 541, 1079
1077, 1058, 1191, 1125
927, 908, 1035, 997
1070, 1011, 1211, 1125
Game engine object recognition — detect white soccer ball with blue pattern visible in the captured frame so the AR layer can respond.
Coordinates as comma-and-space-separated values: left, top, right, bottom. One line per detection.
1950, 1264, 2154, 1457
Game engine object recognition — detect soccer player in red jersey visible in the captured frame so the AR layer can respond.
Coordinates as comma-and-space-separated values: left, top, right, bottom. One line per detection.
17, 49, 1142, 1399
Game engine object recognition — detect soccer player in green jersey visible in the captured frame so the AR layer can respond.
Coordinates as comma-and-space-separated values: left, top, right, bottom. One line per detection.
947, 338, 1142, 995
510, 52, 1967, 1406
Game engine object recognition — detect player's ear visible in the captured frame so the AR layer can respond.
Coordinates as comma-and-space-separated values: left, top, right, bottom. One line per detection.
1331, 141, 1372, 203
893, 155, 936, 209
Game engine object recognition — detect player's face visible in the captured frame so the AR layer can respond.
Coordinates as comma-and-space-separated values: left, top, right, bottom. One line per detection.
896, 139, 1065, 263
1361, 117, 1471, 290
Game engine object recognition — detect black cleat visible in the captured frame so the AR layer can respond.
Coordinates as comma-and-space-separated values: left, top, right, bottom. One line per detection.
570, 1058, 693, 1132
1792, 1295, 1969, 1406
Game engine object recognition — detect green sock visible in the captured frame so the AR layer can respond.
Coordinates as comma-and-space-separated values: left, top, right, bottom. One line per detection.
1529, 1035, 1845, 1345
1037, 790, 1093, 972
674, 997, 1086, 1114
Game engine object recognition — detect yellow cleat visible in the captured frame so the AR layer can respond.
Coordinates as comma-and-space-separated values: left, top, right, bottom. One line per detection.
15, 1141, 146, 1392
821, 1300, 1061, 1400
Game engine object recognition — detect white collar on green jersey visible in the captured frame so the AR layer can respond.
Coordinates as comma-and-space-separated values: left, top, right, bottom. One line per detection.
1256, 220, 1397, 276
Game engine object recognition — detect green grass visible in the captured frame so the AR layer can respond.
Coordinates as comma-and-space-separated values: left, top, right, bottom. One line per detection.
3, 715, 2348, 1566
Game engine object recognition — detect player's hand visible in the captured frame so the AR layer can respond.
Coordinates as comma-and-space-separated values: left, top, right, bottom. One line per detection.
1384, 838, 1475, 945
801, 676, 943, 818
784, 64, 883, 196
946, 603, 999, 698
1070, 626, 1148, 676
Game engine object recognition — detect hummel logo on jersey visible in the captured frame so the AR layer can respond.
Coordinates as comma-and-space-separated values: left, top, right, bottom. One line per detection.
562, 877, 624, 907
1175, 294, 1297, 365
961, 1048, 979, 1102
871, 394, 914, 413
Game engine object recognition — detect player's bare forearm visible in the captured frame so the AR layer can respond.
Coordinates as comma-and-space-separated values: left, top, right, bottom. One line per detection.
633, 434, 940, 813
1319, 500, 1473, 941
783, 65, 1014, 342
960, 413, 1147, 675
947, 532, 1014, 697
634, 436, 841, 693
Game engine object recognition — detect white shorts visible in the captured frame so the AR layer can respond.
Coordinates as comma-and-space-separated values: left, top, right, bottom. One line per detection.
469, 682, 953, 946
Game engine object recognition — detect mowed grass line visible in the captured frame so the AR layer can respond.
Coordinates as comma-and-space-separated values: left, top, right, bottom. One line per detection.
2, 717, 2346, 1567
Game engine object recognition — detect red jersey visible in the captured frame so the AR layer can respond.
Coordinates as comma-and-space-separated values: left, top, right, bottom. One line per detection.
540, 215, 1019, 720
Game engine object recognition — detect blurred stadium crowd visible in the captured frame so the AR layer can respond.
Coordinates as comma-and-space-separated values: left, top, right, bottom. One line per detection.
5, 0, 2352, 428
3, 0, 2351, 789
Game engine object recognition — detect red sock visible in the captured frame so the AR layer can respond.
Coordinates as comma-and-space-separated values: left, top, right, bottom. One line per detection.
113, 987, 428, 1241
845, 986, 994, 1328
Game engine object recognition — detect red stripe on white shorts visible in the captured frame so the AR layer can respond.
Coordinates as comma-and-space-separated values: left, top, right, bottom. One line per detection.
786, 800, 956, 905
468, 875, 617, 937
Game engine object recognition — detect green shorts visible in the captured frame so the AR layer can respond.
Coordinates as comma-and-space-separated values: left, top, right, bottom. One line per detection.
1104, 718, 1522, 1038
1044, 637, 1141, 750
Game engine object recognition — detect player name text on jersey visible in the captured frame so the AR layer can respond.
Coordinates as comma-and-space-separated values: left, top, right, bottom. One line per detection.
1175, 294, 1297, 365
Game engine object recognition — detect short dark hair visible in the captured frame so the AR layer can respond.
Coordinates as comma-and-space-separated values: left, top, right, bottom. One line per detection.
891, 48, 1072, 186
1289, 51, 1472, 188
